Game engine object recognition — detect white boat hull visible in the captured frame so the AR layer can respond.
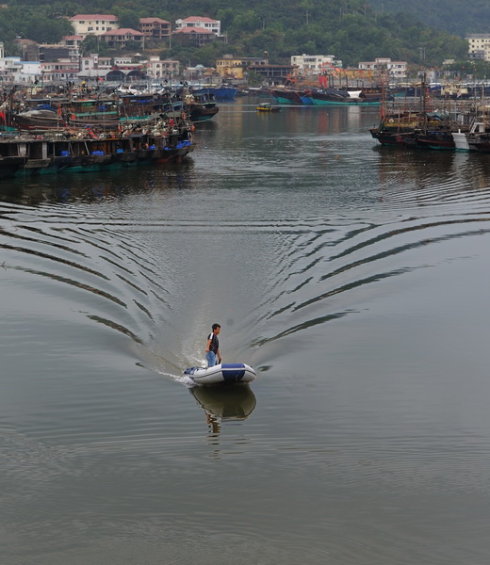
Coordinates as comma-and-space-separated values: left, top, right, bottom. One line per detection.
184, 363, 256, 386
453, 131, 470, 151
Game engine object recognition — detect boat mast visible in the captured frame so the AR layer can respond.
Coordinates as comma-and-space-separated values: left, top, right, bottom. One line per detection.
421, 72, 428, 132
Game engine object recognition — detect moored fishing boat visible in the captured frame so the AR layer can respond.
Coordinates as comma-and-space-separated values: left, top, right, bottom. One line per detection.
270, 88, 303, 105
370, 110, 422, 147
183, 91, 219, 122
0, 115, 194, 179
16, 96, 121, 131
371, 72, 474, 151
463, 106, 490, 152
371, 108, 475, 150
200, 86, 237, 101
414, 129, 456, 150
13, 108, 120, 131
6, 88, 217, 131
310, 88, 382, 105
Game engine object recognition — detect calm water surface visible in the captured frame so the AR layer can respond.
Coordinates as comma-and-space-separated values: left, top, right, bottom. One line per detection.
2, 99, 490, 564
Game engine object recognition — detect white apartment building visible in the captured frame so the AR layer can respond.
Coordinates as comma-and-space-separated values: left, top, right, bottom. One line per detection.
80, 54, 112, 72
0, 56, 23, 78
0, 45, 41, 83
291, 54, 341, 74
358, 57, 407, 79
0, 58, 41, 83
41, 59, 79, 82
467, 34, 490, 61
146, 56, 180, 79
175, 17, 221, 36
69, 14, 119, 37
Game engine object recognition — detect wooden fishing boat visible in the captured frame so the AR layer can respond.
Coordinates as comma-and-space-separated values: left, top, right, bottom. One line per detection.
0, 117, 194, 179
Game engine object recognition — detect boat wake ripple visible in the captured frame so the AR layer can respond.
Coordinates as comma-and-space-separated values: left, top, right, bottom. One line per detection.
1, 201, 170, 363
3, 175, 490, 374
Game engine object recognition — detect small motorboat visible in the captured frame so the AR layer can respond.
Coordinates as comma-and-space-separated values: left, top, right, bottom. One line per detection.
184, 363, 256, 386
256, 102, 281, 113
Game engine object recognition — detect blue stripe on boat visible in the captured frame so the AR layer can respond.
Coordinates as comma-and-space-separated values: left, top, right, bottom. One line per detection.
222, 363, 245, 382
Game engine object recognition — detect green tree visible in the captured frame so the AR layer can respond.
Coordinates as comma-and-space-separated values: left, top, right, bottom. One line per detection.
0, 0, 474, 67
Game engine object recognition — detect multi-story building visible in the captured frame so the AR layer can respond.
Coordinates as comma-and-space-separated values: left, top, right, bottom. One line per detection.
69, 14, 119, 37
175, 16, 221, 36
216, 55, 268, 80
172, 27, 216, 47
247, 63, 293, 83
139, 18, 171, 40
16, 61, 41, 83
0, 52, 41, 83
39, 44, 78, 63
146, 56, 180, 79
358, 57, 407, 79
15, 38, 39, 61
290, 54, 341, 75
80, 54, 112, 74
62, 35, 84, 50
467, 34, 490, 61
101, 28, 145, 48
41, 59, 79, 82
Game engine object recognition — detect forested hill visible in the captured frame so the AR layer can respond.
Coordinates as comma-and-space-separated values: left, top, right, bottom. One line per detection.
0, 0, 469, 66
368, 0, 490, 35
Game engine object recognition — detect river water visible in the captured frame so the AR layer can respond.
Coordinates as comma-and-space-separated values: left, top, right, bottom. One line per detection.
2, 99, 490, 564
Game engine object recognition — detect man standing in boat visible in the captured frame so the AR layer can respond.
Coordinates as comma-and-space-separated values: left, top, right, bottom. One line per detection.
205, 323, 222, 367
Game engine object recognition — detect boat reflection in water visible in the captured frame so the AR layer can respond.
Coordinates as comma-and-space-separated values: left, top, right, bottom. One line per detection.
0, 160, 196, 205
190, 384, 256, 435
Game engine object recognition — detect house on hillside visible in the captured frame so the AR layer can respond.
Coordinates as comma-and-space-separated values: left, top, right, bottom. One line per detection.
62, 35, 84, 50
172, 27, 217, 48
139, 17, 171, 40
101, 28, 145, 49
69, 14, 119, 37
175, 16, 221, 36
14, 38, 39, 61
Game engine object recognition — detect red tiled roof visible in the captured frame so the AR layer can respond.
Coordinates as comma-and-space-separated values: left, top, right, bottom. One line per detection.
180, 16, 219, 23
102, 28, 144, 36
69, 14, 119, 21
140, 17, 170, 24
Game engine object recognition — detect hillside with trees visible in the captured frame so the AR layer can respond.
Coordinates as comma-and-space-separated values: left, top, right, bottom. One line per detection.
0, 0, 470, 67
367, 0, 490, 36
